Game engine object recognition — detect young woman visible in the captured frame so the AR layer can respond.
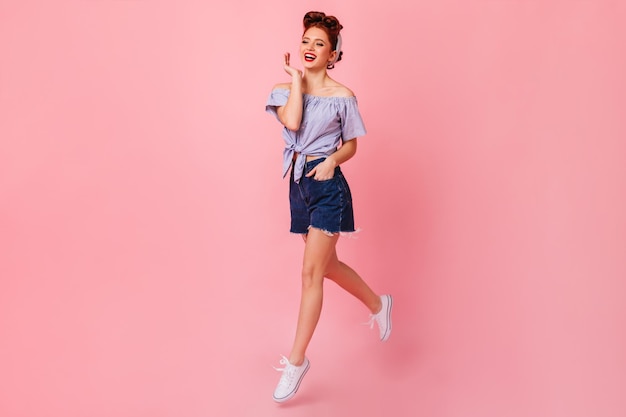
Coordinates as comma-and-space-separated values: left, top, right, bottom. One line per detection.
266, 11, 393, 403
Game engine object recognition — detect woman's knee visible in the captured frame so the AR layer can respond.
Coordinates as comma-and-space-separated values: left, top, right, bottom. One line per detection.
301, 266, 324, 288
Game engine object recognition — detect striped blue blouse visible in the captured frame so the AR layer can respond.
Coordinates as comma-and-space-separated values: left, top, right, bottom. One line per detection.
266, 88, 367, 182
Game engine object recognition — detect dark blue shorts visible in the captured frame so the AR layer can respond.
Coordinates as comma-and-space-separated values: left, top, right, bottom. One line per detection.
289, 158, 356, 235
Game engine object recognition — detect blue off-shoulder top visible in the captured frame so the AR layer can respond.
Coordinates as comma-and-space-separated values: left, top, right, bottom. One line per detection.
266, 88, 367, 183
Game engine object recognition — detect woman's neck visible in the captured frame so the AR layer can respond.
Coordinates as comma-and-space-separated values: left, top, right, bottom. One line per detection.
302, 69, 331, 93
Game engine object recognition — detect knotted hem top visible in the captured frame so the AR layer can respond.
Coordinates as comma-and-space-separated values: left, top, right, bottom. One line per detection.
265, 88, 367, 182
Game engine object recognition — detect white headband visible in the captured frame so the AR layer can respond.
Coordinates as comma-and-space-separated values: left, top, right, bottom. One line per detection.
328, 34, 342, 68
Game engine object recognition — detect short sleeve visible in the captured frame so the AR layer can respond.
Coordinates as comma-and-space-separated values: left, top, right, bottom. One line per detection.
340, 98, 367, 141
265, 88, 289, 120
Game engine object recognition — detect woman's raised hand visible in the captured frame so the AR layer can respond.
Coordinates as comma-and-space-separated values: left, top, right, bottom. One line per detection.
283, 53, 303, 79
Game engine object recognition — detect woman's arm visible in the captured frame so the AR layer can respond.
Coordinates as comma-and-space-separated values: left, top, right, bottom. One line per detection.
276, 53, 304, 131
306, 139, 358, 181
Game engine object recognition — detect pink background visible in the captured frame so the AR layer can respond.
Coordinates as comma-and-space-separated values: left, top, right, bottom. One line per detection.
1, 1, 625, 416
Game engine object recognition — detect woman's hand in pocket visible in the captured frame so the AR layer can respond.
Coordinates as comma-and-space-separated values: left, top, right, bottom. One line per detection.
306, 158, 337, 181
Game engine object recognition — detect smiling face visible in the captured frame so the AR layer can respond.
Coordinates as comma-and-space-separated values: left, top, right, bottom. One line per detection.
300, 27, 336, 70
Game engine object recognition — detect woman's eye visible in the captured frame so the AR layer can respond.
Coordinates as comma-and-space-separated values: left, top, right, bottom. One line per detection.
316, 43, 324, 47
302, 40, 308, 44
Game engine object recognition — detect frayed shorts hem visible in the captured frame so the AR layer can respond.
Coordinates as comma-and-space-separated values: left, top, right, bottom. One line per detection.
290, 225, 362, 238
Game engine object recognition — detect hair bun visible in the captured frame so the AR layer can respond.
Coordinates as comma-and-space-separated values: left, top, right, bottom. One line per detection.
303, 11, 343, 35
303, 11, 326, 26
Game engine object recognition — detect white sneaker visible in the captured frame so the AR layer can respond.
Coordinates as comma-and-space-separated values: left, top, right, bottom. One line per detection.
367, 294, 393, 341
272, 356, 310, 403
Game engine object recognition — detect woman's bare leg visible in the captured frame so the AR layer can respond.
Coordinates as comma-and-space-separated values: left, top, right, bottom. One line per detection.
299, 235, 382, 316
288, 228, 338, 366
325, 248, 382, 314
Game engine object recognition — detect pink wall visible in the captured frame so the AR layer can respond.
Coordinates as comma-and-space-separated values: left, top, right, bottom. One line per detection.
1, 1, 625, 416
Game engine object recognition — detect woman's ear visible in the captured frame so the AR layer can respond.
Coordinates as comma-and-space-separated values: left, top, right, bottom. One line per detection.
328, 50, 337, 65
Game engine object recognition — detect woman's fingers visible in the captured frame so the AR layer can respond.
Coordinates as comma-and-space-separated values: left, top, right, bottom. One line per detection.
306, 163, 335, 181
283, 52, 304, 79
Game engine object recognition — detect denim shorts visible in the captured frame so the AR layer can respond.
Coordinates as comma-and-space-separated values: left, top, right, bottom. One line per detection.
289, 157, 355, 235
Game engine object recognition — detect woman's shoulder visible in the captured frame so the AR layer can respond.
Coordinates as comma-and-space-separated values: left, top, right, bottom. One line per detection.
329, 83, 355, 98
272, 83, 291, 92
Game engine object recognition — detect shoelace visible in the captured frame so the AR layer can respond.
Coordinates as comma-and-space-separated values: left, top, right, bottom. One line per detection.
365, 311, 381, 330
273, 356, 296, 388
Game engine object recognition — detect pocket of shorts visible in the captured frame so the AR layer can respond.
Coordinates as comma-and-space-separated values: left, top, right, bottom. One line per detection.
312, 176, 335, 183
311, 166, 341, 182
